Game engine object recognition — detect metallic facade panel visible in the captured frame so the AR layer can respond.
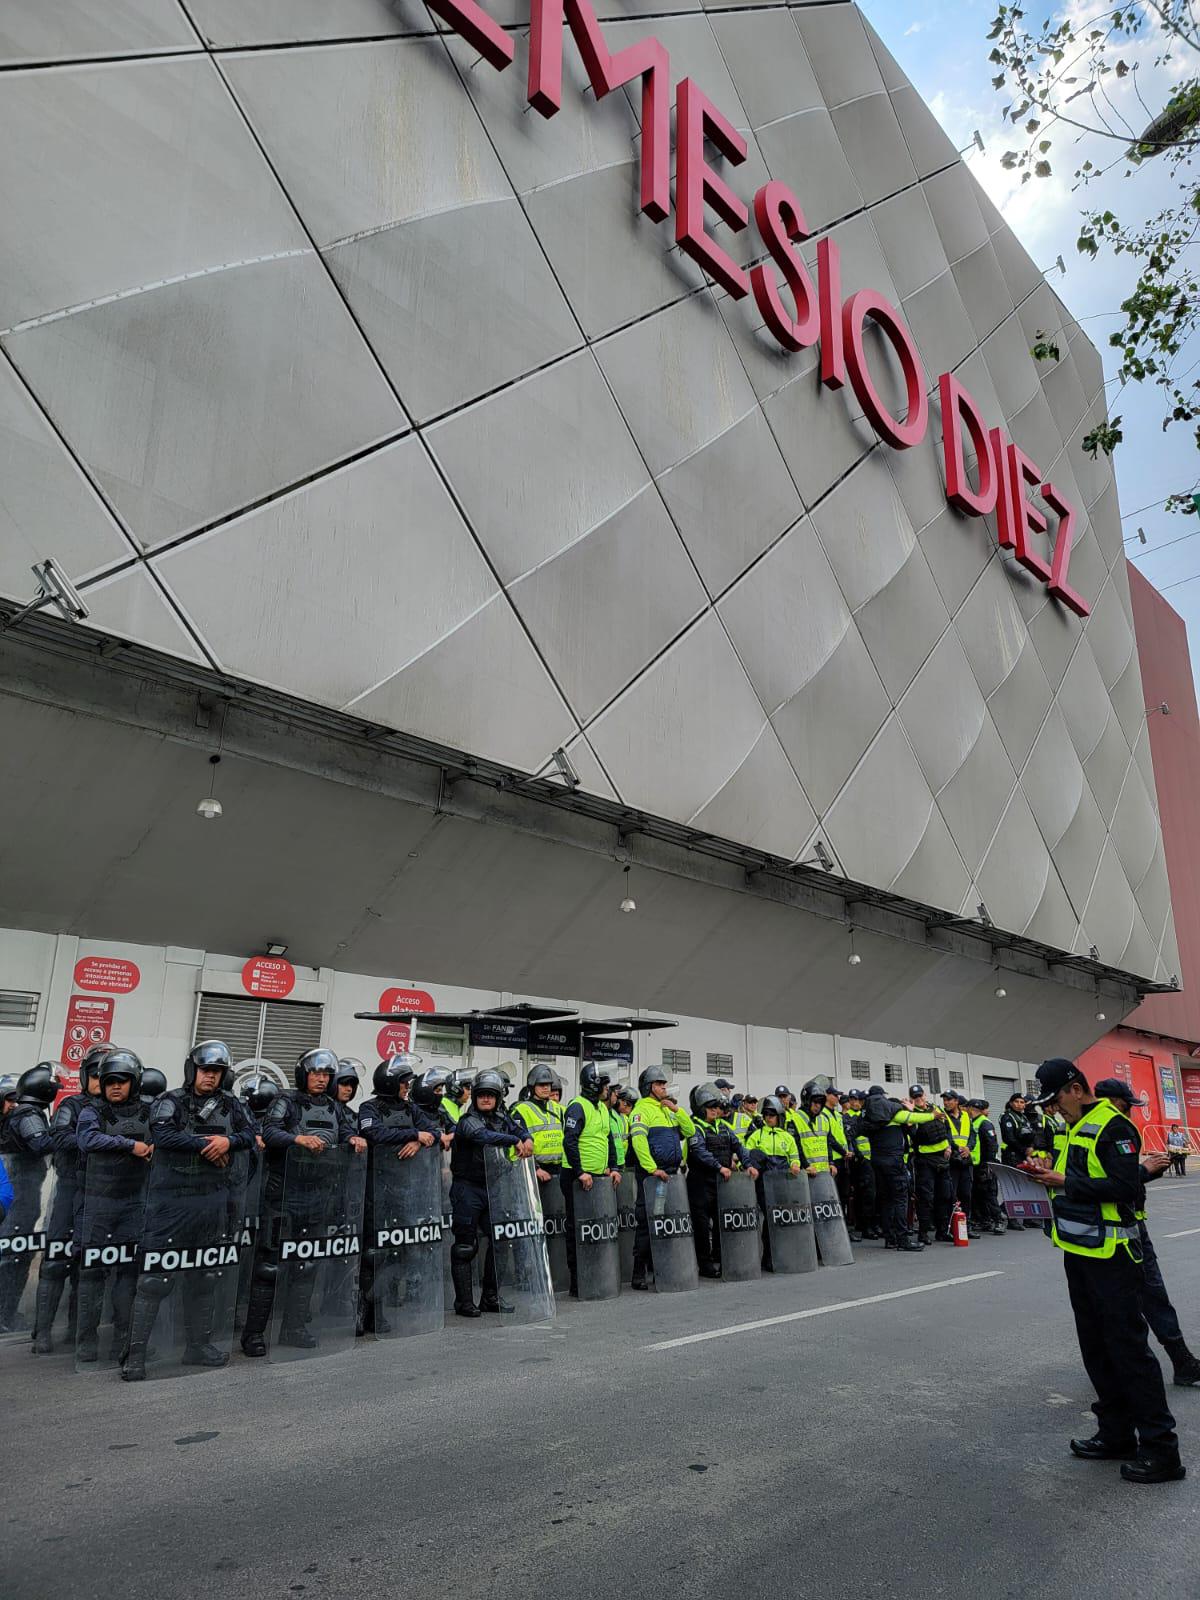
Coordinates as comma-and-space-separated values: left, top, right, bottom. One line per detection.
154, 437, 497, 708
853, 542, 951, 701
772, 624, 891, 815
428, 350, 650, 586
0, 55, 306, 330
325, 198, 583, 422
688, 725, 818, 861
755, 109, 863, 231
793, 3, 885, 108
75, 564, 206, 662
657, 408, 804, 596
897, 628, 988, 795
822, 715, 939, 891
506, 484, 708, 724
586, 612, 772, 823
8, 252, 406, 549
0, 0, 199, 63
889, 84, 959, 179
829, 93, 917, 208
708, 11, 822, 129
187, 0, 428, 46
0, 354, 130, 597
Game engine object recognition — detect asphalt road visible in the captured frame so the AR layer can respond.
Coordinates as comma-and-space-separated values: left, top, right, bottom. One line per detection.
4, 1181, 1199, 1600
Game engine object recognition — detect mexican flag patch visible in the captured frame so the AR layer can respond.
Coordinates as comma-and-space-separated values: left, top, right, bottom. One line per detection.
1115, 1140, 1137, 1155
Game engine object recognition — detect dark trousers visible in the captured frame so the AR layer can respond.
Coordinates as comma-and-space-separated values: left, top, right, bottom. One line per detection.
914, 1157, 952, 1236
1138, 1224, 1183, 1346
1063, 1249, 1178, 1456
971, 1166, 1004, 1227
873, 1159, 909, 1243
851, 1158, 877, 1233
449, 1178, 498, 1299
633, 1168, 652, 1277
948, 1160, 973, 1219
686, 1176, 720, 1268
1169, 1153, 1187, 1176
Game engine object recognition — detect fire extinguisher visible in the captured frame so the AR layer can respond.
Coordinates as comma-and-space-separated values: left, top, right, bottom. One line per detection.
951, 1202, 969, 1247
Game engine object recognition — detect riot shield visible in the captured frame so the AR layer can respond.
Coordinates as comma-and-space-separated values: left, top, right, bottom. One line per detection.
30, 1165, 81, 1356
540, 1174, 571, 1294
0, 1158, 50, 1340
74, 1151, 150, 1372
762, 1170, 818, 1274
616, 1169, 637, 1283
270, 1144, 367, 1363
717, 1172, 761, 1283
235, 1156, 264, 1331
122, 1152, 248, 1381
484, 1148, 555, 1325
992, 1163, 1052, 1223
369, 1145, 444, 1339
809, 1170, 854, 1266
572, 1176, 621, 1301
644, 1172, 698, 1293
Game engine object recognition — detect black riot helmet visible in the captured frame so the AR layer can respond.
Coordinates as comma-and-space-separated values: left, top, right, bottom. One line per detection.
16, 1062, 60, 1107
451, 1069, 474, 1102
0, 1073, 17, 1107
295, 1047, 338, 1094
98, 1050, 143, 1094
411, 1068, 448, 1113
801, 1078, 828, 1109
526, 1063, 557, 1091
472, 1068, 508, 1104
690, 1081, 722, 1115
140, 1068, 168, 1102
239, 1072, 281, 1118
334, 1057, 364, 1099
80, 1044, 110, 1086
579, 1061, 612, 1101
761, 1095, 786, 1122
372, 1053, 421, 1099
185, 1039, 233, 1090
614, 1084, 637, 1110
639, 1065, 669, 1098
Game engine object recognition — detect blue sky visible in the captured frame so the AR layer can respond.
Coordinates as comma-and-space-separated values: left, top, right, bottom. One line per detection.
869, 0, 1200, 674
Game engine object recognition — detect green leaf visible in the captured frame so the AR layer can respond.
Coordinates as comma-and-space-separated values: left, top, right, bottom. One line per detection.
1034, 158, 1052, 177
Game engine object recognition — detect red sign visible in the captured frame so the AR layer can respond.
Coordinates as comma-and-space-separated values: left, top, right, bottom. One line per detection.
1182, 1068, 1200, 1117
377, 1022, 417, 1058
241, 957, 296, 999
73, 956, 140, 994
378, 986, 435, 1017
58, 994, 115, 1096
431, 0, 1088, 616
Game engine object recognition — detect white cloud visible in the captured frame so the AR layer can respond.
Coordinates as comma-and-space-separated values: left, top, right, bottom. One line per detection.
904, 20, 924, 35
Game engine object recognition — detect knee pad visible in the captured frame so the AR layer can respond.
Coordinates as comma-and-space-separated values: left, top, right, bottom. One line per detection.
253, 1257, 279, 1289
139, 1273, 173, 1303
40, 1258, 71, 1285
450, 1238, 478, 1266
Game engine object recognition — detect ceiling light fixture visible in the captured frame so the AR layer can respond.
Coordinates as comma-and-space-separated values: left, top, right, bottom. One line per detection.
619, 863, 636, 914
196, 753, 223, 820
847, 928, 862, 966
265, 942, 288, 958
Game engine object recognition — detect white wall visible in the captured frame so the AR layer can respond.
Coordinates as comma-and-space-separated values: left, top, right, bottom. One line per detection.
1, 924, 1038, 1102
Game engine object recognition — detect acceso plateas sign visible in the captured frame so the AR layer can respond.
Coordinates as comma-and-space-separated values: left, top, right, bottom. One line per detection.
429, 0, 1090, 616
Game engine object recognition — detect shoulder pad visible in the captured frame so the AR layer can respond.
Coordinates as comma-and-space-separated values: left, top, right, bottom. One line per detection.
151, 1098, 176, 1125
52, 1100, 77, 1131
266, 1096, 291, 1125
359, 1113, 375, 1128
16, 1108, 48, 1134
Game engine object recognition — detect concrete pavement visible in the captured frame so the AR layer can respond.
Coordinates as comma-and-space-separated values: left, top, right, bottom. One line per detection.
3, 1189, 1198, 1600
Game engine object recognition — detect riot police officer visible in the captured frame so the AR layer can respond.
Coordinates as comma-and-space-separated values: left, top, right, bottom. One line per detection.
31, 1047, 105, 1353
560, 1061, 621, 1297
75, 1051, 153, 1362
745, 1096, 802, 1270
0, 1062, 57, 1333
686, 1083, 758, 1278
357, 1056, 439, 1332
908, 1085, 952, 1243
442, 1070, 472, 1127
332, 1058, 364, 1138
122, 1040, 258, 1380
628, 1065, 690, 1290
238, 1072, 280, 1138
139, 1069, 168, 1104
448, 1068, 531, 1318
968, 1098, 1006, 1235
513, 1064, 565, 1196
240, 1048, 361, 1357
611, 1085, 636, 1167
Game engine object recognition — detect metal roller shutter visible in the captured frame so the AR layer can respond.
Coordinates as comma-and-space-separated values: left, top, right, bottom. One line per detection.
261, 1000, 323, 1062
194, 994, 261, 1060
193, 994, 324, 1067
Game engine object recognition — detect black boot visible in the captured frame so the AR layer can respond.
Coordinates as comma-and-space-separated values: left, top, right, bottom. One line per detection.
1121, 1454, 1186, 1484
1070, 1433, 1139, 1461
32, 1272, 67, 1355
240, 1267, 276, 1357
182, 1274, 228, 1368
1164, 1336, 1200, 1387
122, 1279, 168, 1383
74, 1274, 105, 1363
451, 1258, 480, 1318
278, 1267, 319, 1348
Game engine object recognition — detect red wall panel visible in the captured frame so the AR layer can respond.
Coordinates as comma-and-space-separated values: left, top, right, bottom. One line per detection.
1127, 565, 1200, 1042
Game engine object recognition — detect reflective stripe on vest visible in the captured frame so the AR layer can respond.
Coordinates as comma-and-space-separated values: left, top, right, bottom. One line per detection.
513, 1098, 563, 1163
568, 1096, 612, 1175
1050, 1101, 1138, 1260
